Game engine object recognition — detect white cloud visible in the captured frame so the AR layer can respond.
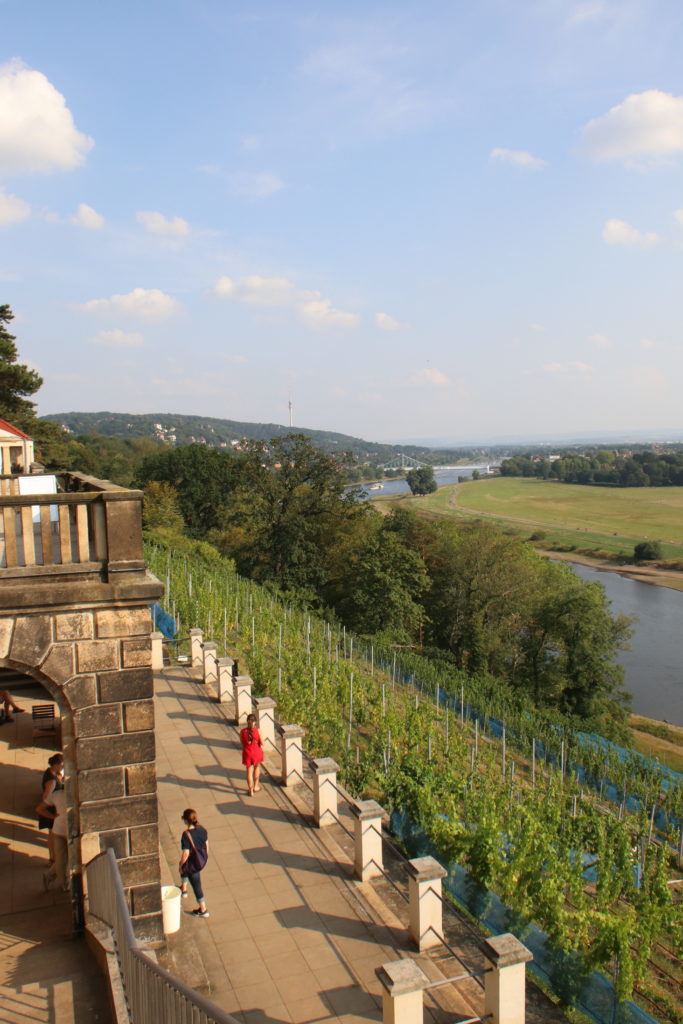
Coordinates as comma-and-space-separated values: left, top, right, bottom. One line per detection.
582, 91, 683, 165
225, 353, 247, 364
624, 365, 665, 391
228, 172, 285, 200
214, 275, 294, 306
588, 333, 613, 349
213, 273, 359, 328
78, 287, 181, 319
70, 203, 104, 230
530, 323, 544, 332
136, 210, 190, 236
542, 361, 592, 373
375, 312, 403, 330
490, 147, 547, 169
299, 296, 359, 328
602, 218, 660, 246
639, 337, 656, 349
674, 209, 683, 229
0, 187, 30, 225
88, 328, 144, 348
0, 59, 94, 174
417, 368, 450, 386
241, 135, 261, 151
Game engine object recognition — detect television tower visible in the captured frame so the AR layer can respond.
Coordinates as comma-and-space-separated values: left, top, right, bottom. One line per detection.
288, 397, 293, 428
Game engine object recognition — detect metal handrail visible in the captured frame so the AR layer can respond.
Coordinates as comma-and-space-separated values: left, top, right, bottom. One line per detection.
86, 849, 237, 1024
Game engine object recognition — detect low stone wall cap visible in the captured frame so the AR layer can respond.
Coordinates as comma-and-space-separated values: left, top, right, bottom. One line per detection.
311, 757, 339, 774
278, 723, 305, 738
350, 799, 385, 820
481, 933, 533, 967
406, 855, 447, 881
254, 696, 276, 709
376, 958, 428, 995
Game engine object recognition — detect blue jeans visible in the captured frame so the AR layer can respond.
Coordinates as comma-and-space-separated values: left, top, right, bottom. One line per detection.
184, 870, 204, 902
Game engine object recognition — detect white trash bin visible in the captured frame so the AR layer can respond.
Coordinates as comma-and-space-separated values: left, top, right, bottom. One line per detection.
161, 885, 182, 934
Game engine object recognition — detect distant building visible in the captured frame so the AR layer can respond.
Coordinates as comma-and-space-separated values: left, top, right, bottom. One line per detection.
0, 419, 35, 474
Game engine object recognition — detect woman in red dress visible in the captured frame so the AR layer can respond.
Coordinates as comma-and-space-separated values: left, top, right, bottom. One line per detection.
241, 713, 264, 796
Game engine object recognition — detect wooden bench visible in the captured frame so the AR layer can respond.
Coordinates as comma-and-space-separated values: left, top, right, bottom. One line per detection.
32, 703, 58, 740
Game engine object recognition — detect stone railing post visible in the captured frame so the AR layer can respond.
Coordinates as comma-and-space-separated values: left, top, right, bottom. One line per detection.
350, 800, 385, 881
150, 632, 164, 671
234, 675, 253, 725
376, 959, 428, 1024
202, 642, 218, 686
406, 856, 447, 951
279, 724, 305, 787
217, 657, 234, 707
254, 696, 277, 753
189, 628, 203, 668
311, 758, 339, 828
482, 934, 533, 1024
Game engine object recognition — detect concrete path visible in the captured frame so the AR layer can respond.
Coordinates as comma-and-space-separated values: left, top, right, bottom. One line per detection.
155, 664, 488, 1024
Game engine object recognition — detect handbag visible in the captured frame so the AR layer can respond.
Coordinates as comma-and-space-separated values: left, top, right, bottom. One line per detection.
181, 828, 208, 875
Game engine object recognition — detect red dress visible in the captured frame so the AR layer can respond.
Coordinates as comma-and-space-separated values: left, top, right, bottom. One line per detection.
241, 726, 264, 766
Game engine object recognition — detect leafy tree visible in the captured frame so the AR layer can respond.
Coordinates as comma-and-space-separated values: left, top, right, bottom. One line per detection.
633, 539, 662, 562
135, 444, 239, 534
406, 465, 437, 495
143, 481, 185, 533
0, 304, 43, 429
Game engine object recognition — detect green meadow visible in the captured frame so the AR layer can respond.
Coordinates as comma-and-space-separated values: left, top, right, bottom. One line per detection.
384, 476, 683, 560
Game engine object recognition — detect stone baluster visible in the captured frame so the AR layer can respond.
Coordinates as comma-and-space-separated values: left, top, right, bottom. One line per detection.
150, 632, 164, 671
311, 758, 339, 828
279, 724, 305, 787
217, 657, 234, 708
376, 959, 428, 1024
350, 800, 385, 881
234, 675, 253, 725
254, 696, 277, 753
202, 642, 218, 686
482, 934, 533, 1024
406, 856, 447, 951
189, 628, 203, 668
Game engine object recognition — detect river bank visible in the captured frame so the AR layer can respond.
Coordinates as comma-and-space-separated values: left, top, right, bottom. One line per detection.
541, 549, 683, 592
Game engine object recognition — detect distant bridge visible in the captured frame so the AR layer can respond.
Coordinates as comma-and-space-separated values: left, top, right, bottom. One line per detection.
383, 454, 429, 470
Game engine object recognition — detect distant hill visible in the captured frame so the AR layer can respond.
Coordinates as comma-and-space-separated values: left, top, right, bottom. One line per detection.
42, 410, 476, 462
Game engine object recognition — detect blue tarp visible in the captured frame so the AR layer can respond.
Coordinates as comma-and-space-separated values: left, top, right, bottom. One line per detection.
150, 603, 176, 640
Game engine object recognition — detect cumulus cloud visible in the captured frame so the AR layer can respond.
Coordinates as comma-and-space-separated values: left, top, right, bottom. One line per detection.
228, 172, 285, 200
490, 147, 547, 169
0, 59, 94, 174
213, 274, 358, 328
543, 361, 592, 373
582, 90, 683, 165
136, 210, 190, 236
70, 203, 104, 230
88, 328, 144, 348
417, 368, 450, 386
602, 218, 660, 246
0, 187, 30, 225
588, 333, 613, 349
78, 287, 181, 319
375, 312, 403, 330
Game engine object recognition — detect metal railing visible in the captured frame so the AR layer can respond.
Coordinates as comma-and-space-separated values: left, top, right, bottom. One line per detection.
86, 848, 237, 1024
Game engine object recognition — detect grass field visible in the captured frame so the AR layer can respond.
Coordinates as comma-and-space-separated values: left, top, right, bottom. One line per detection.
383, 477, 683, 560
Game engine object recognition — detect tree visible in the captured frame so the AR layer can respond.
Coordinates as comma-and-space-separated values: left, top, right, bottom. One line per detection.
406, 465, 437, 495
143, 481, 185, 533
0, 305, 43, 429
633, 540, 662, 562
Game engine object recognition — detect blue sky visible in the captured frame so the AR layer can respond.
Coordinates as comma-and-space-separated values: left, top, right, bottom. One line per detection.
2, 0, 683, 443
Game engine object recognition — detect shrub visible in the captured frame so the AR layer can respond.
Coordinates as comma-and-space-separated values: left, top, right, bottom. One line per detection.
633, 540, 662, 562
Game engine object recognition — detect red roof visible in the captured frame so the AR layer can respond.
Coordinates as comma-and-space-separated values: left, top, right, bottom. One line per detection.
0, 419, 32, 440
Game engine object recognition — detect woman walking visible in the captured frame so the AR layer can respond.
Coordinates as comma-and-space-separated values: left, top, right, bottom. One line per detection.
179, 808, 209, 918
240, 713, 264, 796
37, 754, 64, 863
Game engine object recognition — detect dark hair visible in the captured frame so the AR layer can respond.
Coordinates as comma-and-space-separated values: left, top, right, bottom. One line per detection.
182, 808, 198, 826
48, 754, 64, 767
247, 713, 256, 743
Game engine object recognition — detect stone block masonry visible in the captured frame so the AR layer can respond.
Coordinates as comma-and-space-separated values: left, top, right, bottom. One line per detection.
0, 571, 164, 944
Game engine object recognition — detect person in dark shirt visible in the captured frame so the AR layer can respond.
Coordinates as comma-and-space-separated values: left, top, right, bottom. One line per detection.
179, 808, 209, 917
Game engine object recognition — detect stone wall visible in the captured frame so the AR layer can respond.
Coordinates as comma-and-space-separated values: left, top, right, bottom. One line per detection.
0, 587, 164, 943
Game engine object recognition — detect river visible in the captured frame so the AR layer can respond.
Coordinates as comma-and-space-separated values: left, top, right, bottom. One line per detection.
567, 563, 683, 727
357, 469, 682, 725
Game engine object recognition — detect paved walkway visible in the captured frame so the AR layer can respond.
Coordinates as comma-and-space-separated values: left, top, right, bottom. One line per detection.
0, 690, 113, 1024
155, 664, 493, 1024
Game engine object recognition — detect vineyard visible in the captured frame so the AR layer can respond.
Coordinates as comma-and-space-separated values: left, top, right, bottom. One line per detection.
146, 538, 683, 1024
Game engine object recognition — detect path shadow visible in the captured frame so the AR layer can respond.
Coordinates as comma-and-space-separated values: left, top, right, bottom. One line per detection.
276, 905, 371, 940
321, 983, 381, 1021
156, 690, 210, 703
243, 846, 340, 878
166, 711, 229, 726
157, 772, 238, 792
181, 735, 234, 750
215, 800, 288, 823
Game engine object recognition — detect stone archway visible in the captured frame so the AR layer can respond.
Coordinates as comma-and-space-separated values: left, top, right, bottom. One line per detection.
1, 602, 163, 943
